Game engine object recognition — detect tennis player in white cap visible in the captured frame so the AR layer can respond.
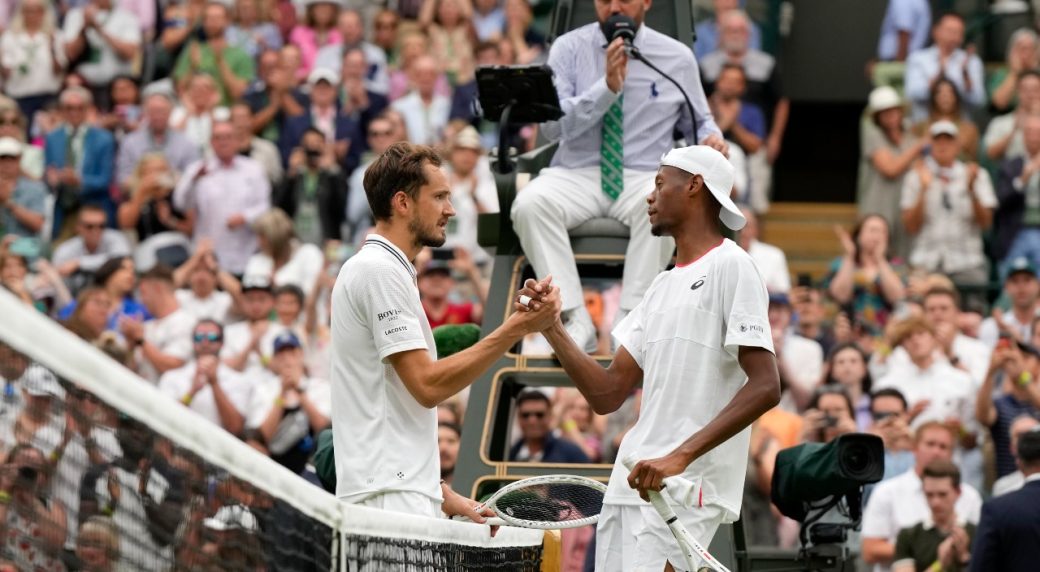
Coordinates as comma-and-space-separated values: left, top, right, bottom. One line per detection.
517, 145, 781, 571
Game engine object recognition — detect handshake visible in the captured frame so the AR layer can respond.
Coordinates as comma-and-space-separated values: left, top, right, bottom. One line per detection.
508, 275, 565, 336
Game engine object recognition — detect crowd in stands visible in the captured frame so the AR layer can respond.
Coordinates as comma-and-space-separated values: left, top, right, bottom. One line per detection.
1, 0, 1040, 571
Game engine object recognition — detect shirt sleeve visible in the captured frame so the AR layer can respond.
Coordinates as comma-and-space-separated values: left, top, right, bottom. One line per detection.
358, 263, 430, 361
611, 294, 649, 370
860, 482, 895, 539
721, 254, 773, 355
972, 170, 998, 209
891, 1, 917, 31
892, 526, 914, 563
539, 32, 620, 143
900, 170, 921, 210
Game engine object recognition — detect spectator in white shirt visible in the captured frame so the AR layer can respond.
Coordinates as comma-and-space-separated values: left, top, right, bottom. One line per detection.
919, 287, 991, 386
442, 126, 497, 263
158, 319, 252, 435
169, 73, 226, 154
51, 204, 132, 282
243, 208, 325, 291
903, 13, 985, 122
978, 258, 1040, 347
769, 292, 824, 411
391, 55, 450, 145
0, 0, 66, 126
119, 264, 196, 383
172, 240, 242, 324
738, 206, 791, 293
861, 421, 983, 572
222, 274, 275, 373
172, 120, 271, 276
983, 69, 1040, 164
62, 0, 141, 103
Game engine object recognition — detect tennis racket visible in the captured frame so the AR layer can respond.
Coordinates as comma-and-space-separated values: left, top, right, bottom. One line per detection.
622, 455, 731, 572
455, 474, 606, 529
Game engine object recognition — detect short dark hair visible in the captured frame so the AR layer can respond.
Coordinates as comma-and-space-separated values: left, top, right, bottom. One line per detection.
438, 421, 462, 439
808, 385, 855, 419
193, 318, 224, 338
870, 388, 908, 412
923, 286, 961, 309
1019, 69, 1040, 87
1018, 429, 1040, 466
935, 12, 965, 27
139, 264, 175, 286
516, 389, 550, 409
363, 142, 442, 222
718, 63, 746, 80
922, 459, 961, 489
301, 127, 326, 142
93, 256, 132, 288
273, 284, 305, 306
78, 204, 108, 219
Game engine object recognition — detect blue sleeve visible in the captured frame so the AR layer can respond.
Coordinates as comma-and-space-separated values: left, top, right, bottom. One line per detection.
891, 0, 916, 31
81, 131, 114, 194
540, 33, 620, 143
44, 132, 62, 170
740, 104, 768, 139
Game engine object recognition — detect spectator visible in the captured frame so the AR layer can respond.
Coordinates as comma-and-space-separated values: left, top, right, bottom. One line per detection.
978, 256, 1040, 347
345, 114, 397, 242
230, 102, 284, 188
173, 1, 254, 106
508, 390, 590, 463
63, 286, 114, 341
51, 204, 132, 285
158, 319, 252, 435
769, 292, 824, 411
822, 343, 873, 430
313, 8, 390, 96
994, 115, 1040, 273
710, 63, 766, 159
97, 74, 141, 139
0, 341, 29, 433
74, 516, 121, 572
472, 0, 503, 41
120, 264, 196, 383
911, 77, 979, 161
501, 0, 544, 65
792, 286, 841, 356
243, 208, 325, 291
276, 128, 347, 246
155, 0, 207, 79
227, 0, 283, 60
903, 13, 984, 122
170, 73, 226, 153
861, 422, 982, 571
859, 86, 924, 258
45, 87, 116, 238
983, 69, 1040, 164
448, 40, 503, 131
892, 461, 975, 572
245, 47, 306, 145
418, 0, 474, 85
868, 387, 916, 482
280, 68, 357, 172
172, 242, 240, 324
371, 9, 400, 65
115, 89, 200, 192
246, 331, 331, 473
0, 444, 68, 571
387, 31, 452, 102
0, 107, 43, 180
992, 415, 1040, 496
555, 388, 603, 462
901, 121, 996, 291
0, 137, 46, 241
79, 415, 182, 571
338, 48, 389, 140
970, 429, 1040, 571
976, 340, 1040, 480
391, 55, 451, 145
418, 256, 484, 328
988, 28, 1039, 114
442, 126, 496, 258
700, 9, 788, 211
0, 0, 66, 128
875, 0, 930, 62
694, 0, 762, 60
222, 275, 274, 373
59, 255, 147, 331
798, 385, 858, 445
0, 363, 64, 457
172, 120, 271, 277
919, 287, 991, 385
288, 0, 342, 80
438, 421, 461, 484
62, 0, 141, 105
737, 206, 791, 294
0, 251, 70, 313
116, 153, 191, 240
874, 316, 974, 428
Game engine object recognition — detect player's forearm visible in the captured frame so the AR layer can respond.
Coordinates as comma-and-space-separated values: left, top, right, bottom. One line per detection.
543, 322, 626, 414
415, 323, 524, 407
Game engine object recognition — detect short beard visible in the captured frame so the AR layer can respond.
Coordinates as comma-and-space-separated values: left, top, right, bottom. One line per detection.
650, 222, 670, 237
409, 216, 446, 248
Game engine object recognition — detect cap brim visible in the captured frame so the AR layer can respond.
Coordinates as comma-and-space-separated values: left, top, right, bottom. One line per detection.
703, 180, 747, 230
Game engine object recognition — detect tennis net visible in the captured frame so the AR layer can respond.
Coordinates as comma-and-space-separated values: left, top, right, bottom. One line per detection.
0, 288, 544, 571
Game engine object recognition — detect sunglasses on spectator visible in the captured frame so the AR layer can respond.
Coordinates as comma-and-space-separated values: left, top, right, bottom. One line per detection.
0, 118, 20, 126
519, 411, 546, 419
193, 332, 222, 343
79, 222, 105, 230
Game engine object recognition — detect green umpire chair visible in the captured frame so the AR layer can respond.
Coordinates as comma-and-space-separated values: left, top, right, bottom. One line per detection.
451, 1, 754, 569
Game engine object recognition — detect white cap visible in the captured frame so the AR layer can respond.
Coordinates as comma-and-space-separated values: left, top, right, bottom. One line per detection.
22, 365, 64, 398
929, 119, 960, 138
867, 86, 902, 114
0, 137, 23, 158
308, 68, 340, 87
204, 505, 259, 532
452, 126, 482, 150
659, 145, 746, 230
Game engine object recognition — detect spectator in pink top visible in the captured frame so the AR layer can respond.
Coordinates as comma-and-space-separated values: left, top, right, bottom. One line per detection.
288, 0, 342, 80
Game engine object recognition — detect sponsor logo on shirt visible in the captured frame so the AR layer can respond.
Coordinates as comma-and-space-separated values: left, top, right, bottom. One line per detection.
377, 309, 402, 322
690, 277, 706, 291
384, 326, 408, 336
739, 323, 765, 334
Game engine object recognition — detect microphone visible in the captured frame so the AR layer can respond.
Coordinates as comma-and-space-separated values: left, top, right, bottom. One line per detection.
600, 13, 701, 145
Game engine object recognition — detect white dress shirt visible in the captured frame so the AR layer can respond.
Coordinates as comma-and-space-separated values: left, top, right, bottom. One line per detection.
748, 239, 791, 293
391, 92, 451, 145
904, 46, 985, 121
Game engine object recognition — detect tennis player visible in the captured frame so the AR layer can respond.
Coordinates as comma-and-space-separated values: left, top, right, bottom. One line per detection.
330, 142, 561, 522
517, 145, 781, 571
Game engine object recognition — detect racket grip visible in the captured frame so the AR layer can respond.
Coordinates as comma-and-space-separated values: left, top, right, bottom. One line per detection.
621, 455, 698, 508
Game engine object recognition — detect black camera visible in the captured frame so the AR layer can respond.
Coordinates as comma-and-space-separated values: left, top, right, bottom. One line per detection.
17, 465, 38, 484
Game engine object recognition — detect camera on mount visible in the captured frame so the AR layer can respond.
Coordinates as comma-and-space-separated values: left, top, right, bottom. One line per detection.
770, 433, 885, 571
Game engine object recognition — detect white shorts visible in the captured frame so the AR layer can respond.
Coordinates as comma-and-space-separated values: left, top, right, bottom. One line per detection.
595, 503, 725, 572
354, 491, 442, 519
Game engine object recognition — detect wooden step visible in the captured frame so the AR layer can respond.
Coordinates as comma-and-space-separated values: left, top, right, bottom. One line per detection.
759, 203, 857, 281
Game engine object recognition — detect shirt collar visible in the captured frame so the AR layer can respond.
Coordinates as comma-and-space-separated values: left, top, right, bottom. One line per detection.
363, 233, 416, 279
1025, 472, 1040, 484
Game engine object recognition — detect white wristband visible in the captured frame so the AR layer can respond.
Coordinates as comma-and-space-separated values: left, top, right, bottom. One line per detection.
518, 295, 532, 308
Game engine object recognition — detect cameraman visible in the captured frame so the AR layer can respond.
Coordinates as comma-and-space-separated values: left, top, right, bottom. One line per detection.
275, 127, 347, 248
798, 385, 858, 445
0, 444, 67, 570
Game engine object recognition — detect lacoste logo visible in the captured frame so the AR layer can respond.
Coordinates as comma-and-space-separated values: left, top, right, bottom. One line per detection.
690, 279, 706, 291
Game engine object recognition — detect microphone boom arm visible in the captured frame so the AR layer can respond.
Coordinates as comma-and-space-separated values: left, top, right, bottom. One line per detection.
628, 46, 700, 146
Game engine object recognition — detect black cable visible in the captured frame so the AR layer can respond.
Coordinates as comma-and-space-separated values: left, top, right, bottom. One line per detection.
629, 47, 700, 146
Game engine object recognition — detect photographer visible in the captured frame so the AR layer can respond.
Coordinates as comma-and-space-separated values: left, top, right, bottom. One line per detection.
799, 386, 859, 445
275, 127, 346, 248
116, 154, 189, 241
0, 444, 67, 571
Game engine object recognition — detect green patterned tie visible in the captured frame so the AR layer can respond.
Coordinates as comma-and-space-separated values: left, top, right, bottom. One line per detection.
601, 95, 624, 200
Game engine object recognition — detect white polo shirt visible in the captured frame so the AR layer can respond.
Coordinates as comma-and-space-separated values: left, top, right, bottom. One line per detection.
873, 360, 975, 428
330, 234, 440, 506
608, 239, 774, 521
157, 362, 254, 428
861, 468, 982, 572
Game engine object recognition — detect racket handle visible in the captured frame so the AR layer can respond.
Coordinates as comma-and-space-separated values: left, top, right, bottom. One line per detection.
621, 455, 699, 508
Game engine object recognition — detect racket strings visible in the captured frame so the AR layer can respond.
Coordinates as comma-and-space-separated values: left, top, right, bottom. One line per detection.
495, 483, 605, 524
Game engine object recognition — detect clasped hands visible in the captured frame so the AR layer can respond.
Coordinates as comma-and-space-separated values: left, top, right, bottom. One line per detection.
510, 276, 563, 335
